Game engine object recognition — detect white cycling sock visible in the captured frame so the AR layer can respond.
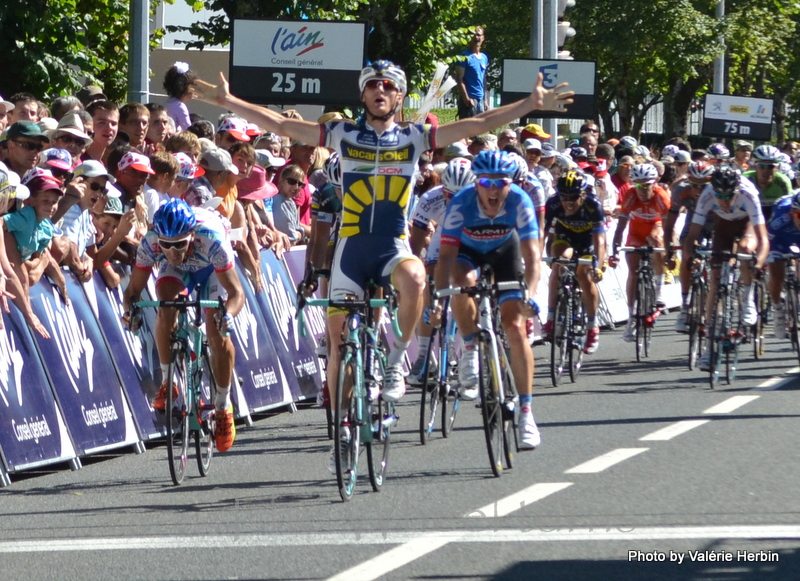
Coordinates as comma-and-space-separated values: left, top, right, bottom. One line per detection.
160, 363, 170, 383
215, 385, 231, 412
388, 339, 410, 368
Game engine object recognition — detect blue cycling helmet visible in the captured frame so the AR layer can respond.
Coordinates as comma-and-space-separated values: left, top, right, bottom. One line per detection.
471, 150, 517, 177
153, 197, 197, 238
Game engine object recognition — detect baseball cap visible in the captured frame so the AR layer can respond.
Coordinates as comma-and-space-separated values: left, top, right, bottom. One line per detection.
118, 151, 156, 175
0, 167, 29, 202
218, 117, 250, 141
444, 142, 472, 160
540, 143, 557, 158
255, 150, 287, 169
523, 138, 543, 151
76, 85, 107, 107
735, 140, 753, 151
173, 152, 205, 181
199, 148, 239, 175
74, 160, 118, 188
0, 96, 15, 114
662, 144, 680, 158
39, 148, 72, 171
51, 112, 93, 146
7, 121, 50, 143
237, 165, 278, 201
620, 136, 638, 149
26, 170, 64, 195
184, 177, 221, 208
520, 123, 551, 140
673, 150, 691, 163
246, 123, 263, 137
102, 196, 124, 216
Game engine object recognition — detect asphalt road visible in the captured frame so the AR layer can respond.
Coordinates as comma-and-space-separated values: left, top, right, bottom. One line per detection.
1, 310, 799, 581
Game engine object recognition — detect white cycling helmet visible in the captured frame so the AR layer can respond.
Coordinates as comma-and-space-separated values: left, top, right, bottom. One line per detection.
753, 144, 781, 163
441, 157, 474, 194
358, 60, 407, 95
505, 152, 529, 183
687, 160, 714, 184
620, 136, 638, 149
631, 163, 658, 183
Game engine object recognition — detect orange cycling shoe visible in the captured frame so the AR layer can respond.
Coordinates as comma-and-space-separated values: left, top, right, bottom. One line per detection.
152, 381, 179, 411
215, 405, 236, 452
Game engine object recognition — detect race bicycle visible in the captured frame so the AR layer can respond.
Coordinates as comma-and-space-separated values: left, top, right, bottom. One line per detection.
619, 246, 666, 361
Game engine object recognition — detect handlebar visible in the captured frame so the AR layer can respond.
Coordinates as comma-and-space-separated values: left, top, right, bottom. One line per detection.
434, 280, 526, 300
618, 246, 667, 255
544, 256, 596, 267
297, 293, 402, 339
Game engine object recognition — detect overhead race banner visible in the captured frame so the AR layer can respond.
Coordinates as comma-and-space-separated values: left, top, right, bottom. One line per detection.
502, 59, 597, 120
701, 94, 774, 141
230, 19, 367, 107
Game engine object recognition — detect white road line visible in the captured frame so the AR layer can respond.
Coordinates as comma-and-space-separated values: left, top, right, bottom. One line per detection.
466, 482, 574, 518
703, 395, 760, 415
564, 448, 649, 474
326, 537, 450, 581
639, 420, 710, 441
2, 526, 800, 553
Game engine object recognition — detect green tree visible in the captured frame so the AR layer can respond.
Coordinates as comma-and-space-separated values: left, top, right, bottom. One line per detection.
0, 0, 166, 104
169, 0, 476, 96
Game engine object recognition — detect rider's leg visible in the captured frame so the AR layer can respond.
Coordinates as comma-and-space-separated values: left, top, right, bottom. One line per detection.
387, 256, 427, 368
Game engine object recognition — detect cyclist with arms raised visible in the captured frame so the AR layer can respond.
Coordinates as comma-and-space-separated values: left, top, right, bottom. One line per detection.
434, 150, 542, 448
196, 62, 572, 469
683, 167, 769, 371
122, 198, 244, 452
542, 170, 607, 353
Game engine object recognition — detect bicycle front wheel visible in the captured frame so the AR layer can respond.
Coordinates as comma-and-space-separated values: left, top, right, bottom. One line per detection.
335, 346, 359, 502
479, 337, 503, 477
166, 342, 190, 486
195, 345, 215, 477
753, 280, 767, 360
569, 299, 586, 382
441, 325, 460, 438
367, 396, 393, 492
708, 294, 725, 389
788, 282, 800, 365
635, 278, 646, 362
687, 278, 705, 370
550, 293, 568, 386
499, 349, 517, 470
419, 329, 441, 445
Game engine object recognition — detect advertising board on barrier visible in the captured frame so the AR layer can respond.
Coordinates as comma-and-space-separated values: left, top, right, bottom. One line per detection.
231, 262, 291, 413
258, 250, 322, 401
83, 265, 165, 440
29, 275, 141, 455
0, 304, 76, 476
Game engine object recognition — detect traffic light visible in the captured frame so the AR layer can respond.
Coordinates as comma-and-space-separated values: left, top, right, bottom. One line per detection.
557, 0, 576, 60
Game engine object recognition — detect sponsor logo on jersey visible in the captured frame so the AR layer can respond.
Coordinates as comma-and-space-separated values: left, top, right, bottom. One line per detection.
343, 143, 413, 164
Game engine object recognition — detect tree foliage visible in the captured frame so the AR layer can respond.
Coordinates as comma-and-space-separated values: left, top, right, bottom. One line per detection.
0, 0, 166, 103
169, 0, 477, 96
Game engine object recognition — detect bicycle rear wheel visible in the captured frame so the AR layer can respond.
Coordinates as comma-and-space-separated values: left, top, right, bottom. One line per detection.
787, 283, 800, 366
166, 342, 190, 486
550, 293, 568, 386
335, 346, 359, 502
195, 345, 215, 477
569, 300, 586, 382
419, 328, 441, 445
479, 336, 503, 477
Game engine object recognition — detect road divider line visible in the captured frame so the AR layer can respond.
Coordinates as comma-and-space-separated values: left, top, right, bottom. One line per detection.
326, 536, 450, 581
703, 395, 760, 415
465, 482, 574, 518
564, 448, 649, 474
639, 420, 710, 441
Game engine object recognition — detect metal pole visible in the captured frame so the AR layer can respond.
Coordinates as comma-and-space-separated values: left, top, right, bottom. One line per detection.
531, 0, 543, 59
542, 0, 558, 146
128, 0, 150, 104
713, 0, 725, 94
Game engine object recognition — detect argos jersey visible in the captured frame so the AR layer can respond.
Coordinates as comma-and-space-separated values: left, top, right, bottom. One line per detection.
693, 178, 764, 226
321, 120, 436, 239
135, 207, 235, 273
440, 183, 538, 254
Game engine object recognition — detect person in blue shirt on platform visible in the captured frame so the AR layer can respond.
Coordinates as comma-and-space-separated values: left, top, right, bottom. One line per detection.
455, 27, 489, 119
766, 193, 800, 339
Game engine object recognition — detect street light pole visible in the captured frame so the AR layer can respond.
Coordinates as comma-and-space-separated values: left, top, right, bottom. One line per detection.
713, 0, 725, 95
128, 0, 150, 104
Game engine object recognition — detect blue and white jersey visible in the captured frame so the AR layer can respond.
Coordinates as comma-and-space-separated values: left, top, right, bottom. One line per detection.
767, 195, 800, 254
320, 119, 436, 239
440, 183, 538, 254
135, 207, 235, 273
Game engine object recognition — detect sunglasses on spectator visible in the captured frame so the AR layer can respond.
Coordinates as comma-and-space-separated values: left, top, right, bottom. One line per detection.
12, 140, 43, 152
365, 79, 398, 91
51, 169, 73, 181
283, 177, 303, 187
477, 177, 512, 189
756, 163, 777, 170
88, 181, 106, 193
55, 134, 87, 146
158, 237, 192, 250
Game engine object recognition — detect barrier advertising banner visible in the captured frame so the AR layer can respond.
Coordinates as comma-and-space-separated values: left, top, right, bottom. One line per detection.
0, 304, 76, 476
258, 250, 322, 401
83, 265, 165, 440
28, 275, 141, 455
230, 262, 291, 413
